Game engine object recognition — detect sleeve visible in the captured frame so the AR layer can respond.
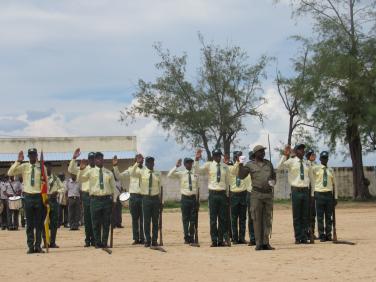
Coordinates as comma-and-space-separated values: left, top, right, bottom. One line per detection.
193, 161, 210, 174
7, 162, 24, 177
68, 159, 79, 175
276, 155, 290, 170
129, 163, 141, 177
113, 166, 130, 180
77, 167, 90, 183
167, 166, 179, 178
228, 162, 240, 176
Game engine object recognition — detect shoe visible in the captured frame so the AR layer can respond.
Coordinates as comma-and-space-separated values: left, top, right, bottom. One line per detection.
248, 240, 256, 246
223, 241, 231, 247
117, 225, 124, 228
320, 238, 326, 242
184, 240, 190, 244
231, 240, 238, 245
295, 240, 301, 244
151, 241, 158, 247
84, 242, 91, 247
49, 243, 59, 248
313, 235, 318, 240
1, 226, 6, 230
263, 244, 275, 250
144, 242, 151, 248
217, 241, 225, 247
300, 239, 308, 244
34, 247, 45, 253
255, 245, 263, 251
132, 241, 139, 245
210, 242, 218, 247
139, 240, 145, 245
326, 235, 332, 241
238, 239, 247, 244
27, 248, 34, 254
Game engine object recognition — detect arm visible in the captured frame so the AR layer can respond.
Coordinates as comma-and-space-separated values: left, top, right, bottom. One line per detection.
167, 166, 180, 178
129, 162, 142, 177
8, 162, 24, 177
193, 161, 209, 174
276, 155, 291, 171
228, 161, 240, 176
77, 167, 90, 183
68, 159, 79, 175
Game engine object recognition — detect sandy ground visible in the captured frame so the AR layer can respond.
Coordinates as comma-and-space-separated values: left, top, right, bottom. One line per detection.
0, 203, 375, 282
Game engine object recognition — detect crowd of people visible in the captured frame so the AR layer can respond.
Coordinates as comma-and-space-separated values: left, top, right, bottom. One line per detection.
2, 143, 339, 254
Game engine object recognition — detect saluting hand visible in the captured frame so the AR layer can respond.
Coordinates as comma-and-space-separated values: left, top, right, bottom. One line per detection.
112, 155, 118, 166
195, 149, 202, 161
73, 148, 81, 159
80, 159, 88, 170
223, 154, 230, 164
17, 151, 24, 162
136, 154, 143, 164
284, 145, 291, 157
176, 159, 182, 168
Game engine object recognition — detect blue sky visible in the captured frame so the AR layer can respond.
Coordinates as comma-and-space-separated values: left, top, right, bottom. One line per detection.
0, 0, 375, 169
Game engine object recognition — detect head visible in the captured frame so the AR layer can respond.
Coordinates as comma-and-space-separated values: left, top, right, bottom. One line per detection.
88, 152, 95, 167
232, 151, 242, 163
145, 156, 155, 170
135, 153, 144, 168
95, 152, 104, 168
305, 149, 314, 160
212, 149, 222, 163
27, 148, 38, 164
184, 158, 194, 170
70, 173, 76, 182
319, 151, 329, 166
58, 172, 65, 182
252, 145, 266, 161
294, 144, 306, 159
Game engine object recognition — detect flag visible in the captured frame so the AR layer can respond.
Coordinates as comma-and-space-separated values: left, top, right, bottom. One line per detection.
40, 151, 50, 252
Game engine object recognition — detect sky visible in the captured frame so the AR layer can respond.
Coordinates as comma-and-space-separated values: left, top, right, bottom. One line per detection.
0, 0, 375, 169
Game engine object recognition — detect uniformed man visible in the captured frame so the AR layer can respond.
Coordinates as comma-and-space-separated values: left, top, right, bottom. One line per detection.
43, 162, 65, 248
194, 149, 231, 247
246, 152, 256, 246
78, 152, 116, 248
8, 149, 46, 254
306, 149, 317, 239
228, 151, 250, 244
113, 154, 144, 244
130, 155, 162, 248
58, 173, 69, 228
277, 144, 312, 244
167, 157, 198, 244
68, 149, 95, 247
66, 174, 81, 230
239, 145, 276, 250
310, 151, 337, 242
6, 176, 23, 230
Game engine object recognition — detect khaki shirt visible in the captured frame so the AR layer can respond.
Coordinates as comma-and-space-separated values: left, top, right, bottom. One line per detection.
310, 164, 337, 199
113, 166, 141, 194
167, 166, 199, 196
243, 159, 275, 192
48, 174, 65, 195
8, 161, 47, 194
194, 161, 230, 192
277, 156, 311, 188
129, 163, 161, 196
77, 166, 116, 198
68, 159, 91, 193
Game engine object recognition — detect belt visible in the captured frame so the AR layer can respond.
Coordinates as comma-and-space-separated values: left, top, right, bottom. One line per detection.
142, 195, 159, 199
130, 193, 142, 197
90, 195, 112, 200
23, 192, 41, 197
291, 186, 308, 192
69, 196, 80, 199
181, 194, 196, 199
230, 190, 247, 195
315, 191, 333, 195
252, 187, 273, 194
209, 190, 226, 195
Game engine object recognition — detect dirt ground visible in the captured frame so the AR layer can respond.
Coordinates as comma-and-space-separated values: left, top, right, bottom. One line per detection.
0, 203, 375, 282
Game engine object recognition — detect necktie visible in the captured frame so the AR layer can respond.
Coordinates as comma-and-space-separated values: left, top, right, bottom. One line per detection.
149, 171, 153, 195
216, 163, 221, 183
300, 160, 304, 180
31, 164, 35, 186
236, 176, 241, 187
323, 167, 328, 187
188, 171, 192, 191
99, 168, 104, 190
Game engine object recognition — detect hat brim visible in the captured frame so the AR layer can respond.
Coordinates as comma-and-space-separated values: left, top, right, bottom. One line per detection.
253, 147, 266, 154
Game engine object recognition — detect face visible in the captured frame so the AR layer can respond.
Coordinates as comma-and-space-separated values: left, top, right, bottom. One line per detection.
320, 157, 328, 166
254, 149, 265, 160
135, 154, 144, 167
213, 154, 221, 163
95, 156, 104, 167
28, 152, 38, 164
184, 161, 193, 170
295, 148, 305, 159
146, 159, 154, 170
88, 157, 95, 167
71, 174, 77, 181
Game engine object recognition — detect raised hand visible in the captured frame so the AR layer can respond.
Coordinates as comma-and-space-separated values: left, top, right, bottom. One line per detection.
17, 151, 24, 162
195, 149, 202, 161
136, 154, 144, 164
176, 159, 182, 167
284, 145, 291, 157
223, 154, 230, 164
112, 155, 118, 166
80, 159, 88, 170
73, 148, 81, 159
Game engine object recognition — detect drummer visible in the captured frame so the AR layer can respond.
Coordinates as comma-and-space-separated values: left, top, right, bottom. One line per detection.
5, 176, 23, 230
0, 177, 9, 230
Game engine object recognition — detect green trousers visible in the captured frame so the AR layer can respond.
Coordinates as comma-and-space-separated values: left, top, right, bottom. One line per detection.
82, 192, 94, 245
315, 192, 334, 238
24, 193, 43, 249
129, 194, 144, 242
246, 192, 255, 242
90, 196, 112, 247
142, 195, 160, 244
180, 194, 197, 242
250, 191, 273, 246
291, 189, 309, 241
230, 191, 247, 242
208, 191, 228, 243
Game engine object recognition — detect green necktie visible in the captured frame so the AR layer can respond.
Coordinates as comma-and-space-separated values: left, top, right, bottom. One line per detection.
99, 168, 104, 190
300, 160, 304, 180
323, 167, 328, 187
216, 163, 221, 183
148, 171, 153, 195
236, 176, 241, 187
31, 164, 35, 186
188, 171, 192, 191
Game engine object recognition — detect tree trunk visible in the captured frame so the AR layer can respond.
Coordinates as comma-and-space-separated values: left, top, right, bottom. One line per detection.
223, 135, 231, 157
287, 114, 294, 146
200, 132, 212, 161
347, 125, 371, 199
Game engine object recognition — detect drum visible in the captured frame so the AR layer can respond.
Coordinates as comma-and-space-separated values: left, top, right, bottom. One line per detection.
119, 192, 130, 207
8, 196, 22, 210
57, 192, 67, 206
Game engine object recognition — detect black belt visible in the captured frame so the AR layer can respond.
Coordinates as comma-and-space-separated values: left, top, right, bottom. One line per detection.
252, 187, 273, 194
209, 190, 226, 195
291, 186, 308, 192
130, 193, 142, 197
23, 192, 41, 197
69, 196, 80, 199
315, 191, 333, 195
142, 195, 159, 199
182, 194, 196, 199
90, 195, 112, 200
230, 190, 247, 196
